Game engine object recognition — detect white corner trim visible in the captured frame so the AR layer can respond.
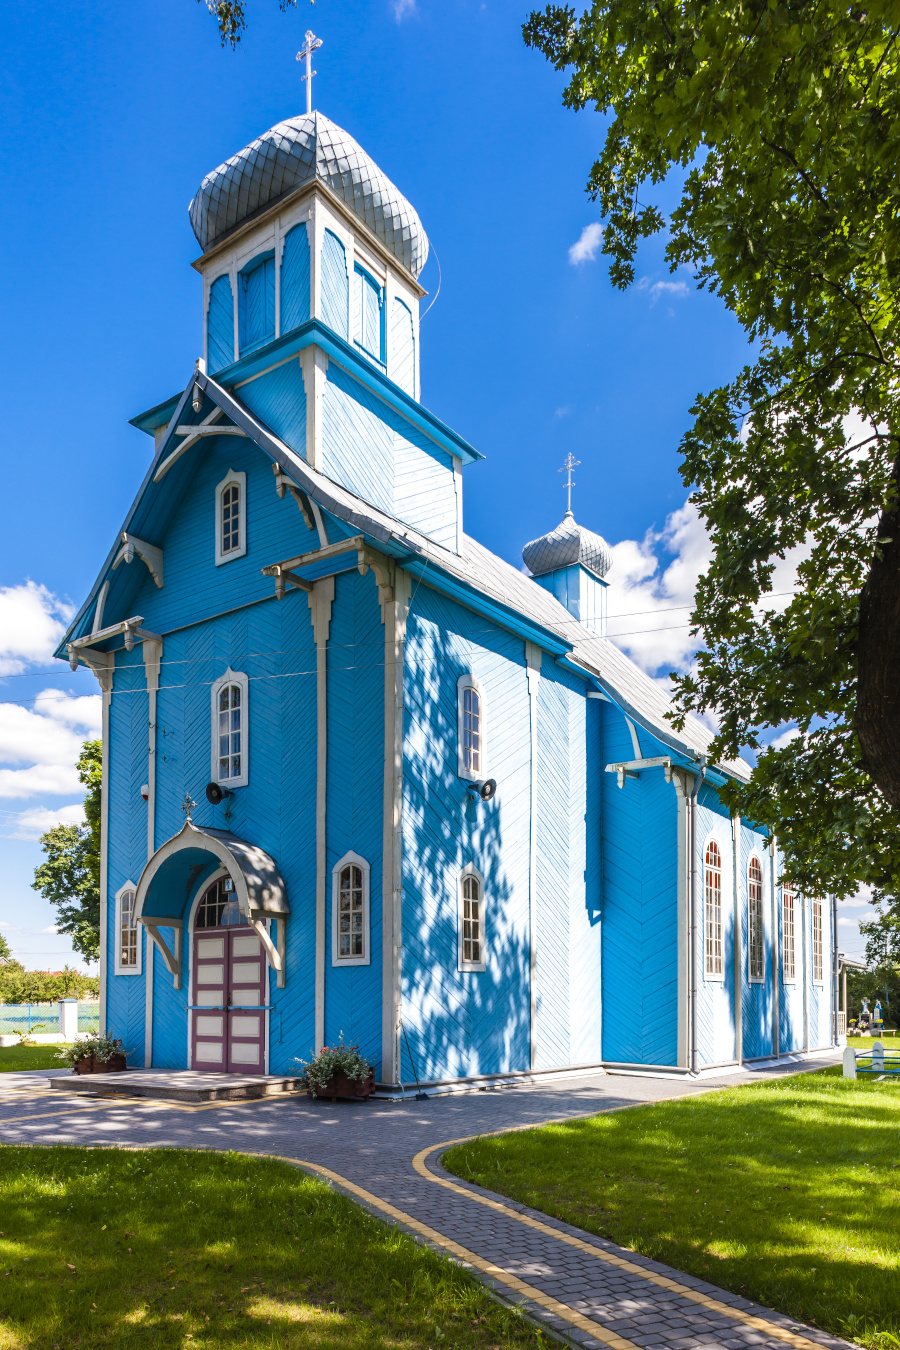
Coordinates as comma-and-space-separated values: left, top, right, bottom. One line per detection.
457, 673, 486, 782
457, 863, 487, 973
215, 468, 247, 566
113, 879, 141, 977
331, 851, 371, 967
210, 667, 249, 789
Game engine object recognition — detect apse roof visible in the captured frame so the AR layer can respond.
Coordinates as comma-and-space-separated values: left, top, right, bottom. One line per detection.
522, 511, 613, 580
189, 110, 429, 278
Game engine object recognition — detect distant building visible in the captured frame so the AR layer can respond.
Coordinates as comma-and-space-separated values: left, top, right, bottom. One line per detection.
58, 109, 836, 1085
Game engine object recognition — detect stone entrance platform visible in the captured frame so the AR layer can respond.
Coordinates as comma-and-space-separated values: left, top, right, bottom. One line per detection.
49, 1069, 304, 1103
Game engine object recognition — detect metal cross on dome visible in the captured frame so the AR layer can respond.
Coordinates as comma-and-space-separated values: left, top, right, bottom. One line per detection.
559, 453, 581, 514
181, 792, 197, 823
297, 30, 323, 115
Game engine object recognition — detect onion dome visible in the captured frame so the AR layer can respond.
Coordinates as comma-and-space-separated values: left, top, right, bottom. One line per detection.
189, 110, 429, 279
522, 510, 612, 580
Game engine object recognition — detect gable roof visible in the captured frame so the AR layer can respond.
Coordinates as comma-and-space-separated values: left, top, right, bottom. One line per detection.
60, 367, 749, 783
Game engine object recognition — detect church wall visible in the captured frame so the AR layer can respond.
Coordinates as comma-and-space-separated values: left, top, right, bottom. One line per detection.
599, 707, 679, 1067
739, 820, 774, 1059
694, 793, 737, 1067
237, 359, 307, 460
400, 586, 532, 1082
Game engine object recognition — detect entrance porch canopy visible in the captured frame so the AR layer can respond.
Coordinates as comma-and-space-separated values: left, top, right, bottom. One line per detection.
133, 820, 289, 988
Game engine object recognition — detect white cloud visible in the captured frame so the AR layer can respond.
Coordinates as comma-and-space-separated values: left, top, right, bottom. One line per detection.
0, 582, 74, 676
568, 223, 603, 265
555, 405, 573, 418
0, 691, 101, 799
392, 0, 416, 18
637, 276, 690, 307
1, 803, 86, 841
768, 725, 800, 751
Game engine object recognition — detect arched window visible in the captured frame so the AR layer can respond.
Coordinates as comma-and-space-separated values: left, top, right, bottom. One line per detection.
782, 887, 796, 982
211, 669, 249, 788
748, 857, 765, 982
195, 875, 248, 929
457, 675, 486, 781
215, 470, 246, 565
115, 881, 140, 975
458, 866, 486, 972
811, 898, 824, 984
704, 841, 723, 977
331, 853, 370, 965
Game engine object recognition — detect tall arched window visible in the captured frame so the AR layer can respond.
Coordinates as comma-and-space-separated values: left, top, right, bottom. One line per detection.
331, 852, 370, 966
457, 675, 486, 781
115, 881, 140, 975
215, 469, 246, 565
748, 857, 765, 982
458, 865, 486, 972
211, 669, 249, 788
811, 898, 824, 984
782, 887, 796, 982
704, 840, 723, 977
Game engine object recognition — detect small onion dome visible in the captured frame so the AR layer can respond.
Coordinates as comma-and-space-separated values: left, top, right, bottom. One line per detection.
189, 110, 429, 279
522, 510, 612, 580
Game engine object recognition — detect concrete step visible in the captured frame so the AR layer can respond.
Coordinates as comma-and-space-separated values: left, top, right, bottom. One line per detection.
49, 1069, 305, 1103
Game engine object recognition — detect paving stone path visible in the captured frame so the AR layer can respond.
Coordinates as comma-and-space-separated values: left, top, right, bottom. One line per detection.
0, 1058, 854, 1350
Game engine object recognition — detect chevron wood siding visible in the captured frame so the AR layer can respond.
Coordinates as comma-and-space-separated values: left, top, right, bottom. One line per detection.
401, 586, 531, 1082
740, 823, 774, 1059
207, 273, 234, 374
390, 298, 415, 395
240, 256, 275, 353
599, 706, 679, 1066
280, 224, 311, 333
566, 667, 603, 1066
393, 425, 456, 550
238, 360, 307, 459
321, 230, 349, 339
695, 795, 736, 1066
535, 667, 571, 1068
324, 569, 384, 1070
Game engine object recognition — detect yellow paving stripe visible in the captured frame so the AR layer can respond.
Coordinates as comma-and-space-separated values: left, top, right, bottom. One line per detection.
413, 1136, 829, 1350
267, 1155, 642, 1350
0, 1090, 301, 1123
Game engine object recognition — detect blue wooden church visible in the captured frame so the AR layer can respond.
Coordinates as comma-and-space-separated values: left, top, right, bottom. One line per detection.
58, 106, 837, 1086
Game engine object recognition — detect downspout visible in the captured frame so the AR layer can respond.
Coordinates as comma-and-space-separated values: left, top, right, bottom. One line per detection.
688, 758, 707, 1075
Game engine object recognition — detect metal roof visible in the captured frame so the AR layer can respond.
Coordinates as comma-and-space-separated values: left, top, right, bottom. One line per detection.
522, 510, 612, 579
189, 110, 429, 278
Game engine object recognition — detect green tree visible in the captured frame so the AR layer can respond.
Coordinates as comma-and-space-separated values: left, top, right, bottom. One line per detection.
524, 1, 900, 903
0, 932, 11, 963
32, 741, 102, 963
859, 907, 900, 1026
199, 0, 309, 48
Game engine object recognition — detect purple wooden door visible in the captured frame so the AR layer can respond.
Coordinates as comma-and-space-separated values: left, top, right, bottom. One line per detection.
192, 928, 266, 1073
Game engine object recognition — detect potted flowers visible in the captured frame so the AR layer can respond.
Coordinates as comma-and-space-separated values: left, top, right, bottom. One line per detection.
57, 1033, 127, 1075
296, 1037, 374, 1102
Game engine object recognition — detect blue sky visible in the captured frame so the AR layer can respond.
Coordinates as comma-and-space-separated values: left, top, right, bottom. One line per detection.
0, 0, 870, 968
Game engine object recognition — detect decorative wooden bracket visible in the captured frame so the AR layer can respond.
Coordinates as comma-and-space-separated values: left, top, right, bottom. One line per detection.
249, 918, 284, 988
605, 756, 674, 789
68, 616, 162, 688
357, 544, 395, 623
112, 533, 164, 589
142, 920, 183, 989
272, 463, 316, 531
261, 536, 364, 600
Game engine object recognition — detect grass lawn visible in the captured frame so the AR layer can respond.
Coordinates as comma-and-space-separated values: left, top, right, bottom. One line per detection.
0, 1045, 66, 1073
444, 1069, 900, 1350
0, 1145, 547, 1350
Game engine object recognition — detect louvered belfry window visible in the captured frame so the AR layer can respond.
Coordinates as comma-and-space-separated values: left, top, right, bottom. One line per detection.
704, 841, 723, 976
782, 888, 796, 981
218, 684, 242, 781
462, 874, 482, 966
221, 481, 241, 555
338, 864, 365, 959
119, 889, 138, 968
749, 857, 765, 981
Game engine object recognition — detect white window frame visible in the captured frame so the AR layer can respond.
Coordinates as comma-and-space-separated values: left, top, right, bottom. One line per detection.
331, 851, 370, 966
703, 837, 725, 981
457, 864, 487, 972
748, 853, 765, 984
210, 668, 249, 789
781, 886, 797, 984
114, 879, 141, 976
811, 897, 824, 986
457, 674, 486, 781
215, 469, 247, 566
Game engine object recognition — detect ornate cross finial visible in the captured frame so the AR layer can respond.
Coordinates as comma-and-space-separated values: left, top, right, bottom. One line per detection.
559, 453, 581, 515
181, 792, 197, 823
297, 30, 323, 115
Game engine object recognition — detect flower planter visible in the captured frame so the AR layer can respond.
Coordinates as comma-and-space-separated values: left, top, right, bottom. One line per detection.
308, 1068, 375, 1102
72, 1053, 127, 1075
73, 1055, 95, 1075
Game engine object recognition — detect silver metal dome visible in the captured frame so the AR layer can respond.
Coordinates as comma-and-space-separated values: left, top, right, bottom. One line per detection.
522, 511, 612, 580
189, 110, 429, 278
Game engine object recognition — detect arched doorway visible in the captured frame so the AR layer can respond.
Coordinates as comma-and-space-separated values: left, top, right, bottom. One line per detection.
192, 875, 267, 1073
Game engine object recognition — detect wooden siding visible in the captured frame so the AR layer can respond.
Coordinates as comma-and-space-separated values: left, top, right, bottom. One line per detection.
321, 361, 458, 549
324, 568, 384, 1069
599, 706, 679, 1066
280, 224, 311, 333
390, 298, 415, 396
239, 256, 276, 354
740, 822, 774, 1059
207, 274, 234, 375
400, 586, 532, 1082
238, 360, 307, 459
320, 230, 349, 339
694, 794, 736, 1066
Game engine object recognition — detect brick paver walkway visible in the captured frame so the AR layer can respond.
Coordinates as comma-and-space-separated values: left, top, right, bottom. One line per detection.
0, 1058, 854, 1350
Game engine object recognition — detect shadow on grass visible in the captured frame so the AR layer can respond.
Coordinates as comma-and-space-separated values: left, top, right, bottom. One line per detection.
0, 1146, 546, 1349
444, 1071, 900, 1350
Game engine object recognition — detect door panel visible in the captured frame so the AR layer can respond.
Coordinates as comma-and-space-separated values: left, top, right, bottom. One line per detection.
191, 925, 267, 1074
